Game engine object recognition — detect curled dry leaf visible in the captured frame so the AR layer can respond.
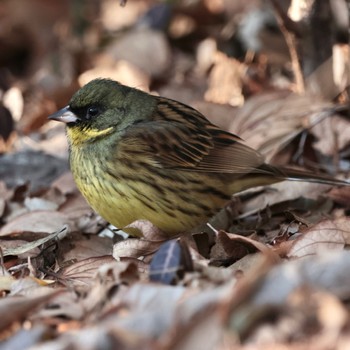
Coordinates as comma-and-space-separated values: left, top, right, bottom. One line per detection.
0, 239, 40, 258
124, 219, 170, 240
288, 217, 350, 258
113, 238, 164, 261
210, 231, 280, 266
1, 226, 67, 257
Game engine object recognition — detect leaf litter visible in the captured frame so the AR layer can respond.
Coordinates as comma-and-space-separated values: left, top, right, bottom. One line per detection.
1, 0, 350, 349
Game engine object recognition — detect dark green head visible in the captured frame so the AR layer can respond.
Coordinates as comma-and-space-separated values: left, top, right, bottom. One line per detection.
48, 79, 156, 140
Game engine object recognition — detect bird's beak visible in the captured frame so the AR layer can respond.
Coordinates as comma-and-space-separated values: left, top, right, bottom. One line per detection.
48, 106, 79, 124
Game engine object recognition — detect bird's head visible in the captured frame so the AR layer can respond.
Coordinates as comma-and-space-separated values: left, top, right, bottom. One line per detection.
48, 79, 156, 145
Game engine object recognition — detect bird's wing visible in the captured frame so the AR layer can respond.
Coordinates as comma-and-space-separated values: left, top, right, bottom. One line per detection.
124, 98, 267, 174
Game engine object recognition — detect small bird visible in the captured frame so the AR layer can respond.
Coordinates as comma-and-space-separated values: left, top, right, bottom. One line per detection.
49, 79, 348, 236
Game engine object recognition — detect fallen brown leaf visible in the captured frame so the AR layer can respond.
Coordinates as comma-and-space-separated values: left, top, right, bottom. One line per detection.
240, 181, 332, 216
205, 52, 244, 106
288, 217, 350, 258
230, 91, 335, 160
57, 255, 116, 290
113, 238, 163, 261
1, 226, 67, 257
0, 211, 72, 236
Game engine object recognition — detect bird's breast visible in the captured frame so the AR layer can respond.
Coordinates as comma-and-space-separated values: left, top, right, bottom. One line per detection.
69, 146, 232, 235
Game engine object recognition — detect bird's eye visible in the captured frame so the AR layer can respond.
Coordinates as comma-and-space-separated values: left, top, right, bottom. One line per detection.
86, 106, 100, 119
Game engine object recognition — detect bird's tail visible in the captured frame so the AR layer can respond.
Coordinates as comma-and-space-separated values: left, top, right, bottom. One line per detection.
227, 163, 349, 195
260, 163, 350, 187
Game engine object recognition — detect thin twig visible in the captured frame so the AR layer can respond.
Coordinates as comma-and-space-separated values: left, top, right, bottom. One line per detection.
271, 0, 305, 94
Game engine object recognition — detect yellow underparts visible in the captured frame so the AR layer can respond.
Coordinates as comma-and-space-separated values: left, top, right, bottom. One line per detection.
70, 145, 228, 236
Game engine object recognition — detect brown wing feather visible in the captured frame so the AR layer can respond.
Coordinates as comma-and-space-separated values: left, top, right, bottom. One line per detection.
122, 96, 349, 186
125, 97, 268, 175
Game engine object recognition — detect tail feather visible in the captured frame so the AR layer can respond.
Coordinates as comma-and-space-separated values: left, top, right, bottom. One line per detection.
228, 163, 349, 195
265, 164, 350, 187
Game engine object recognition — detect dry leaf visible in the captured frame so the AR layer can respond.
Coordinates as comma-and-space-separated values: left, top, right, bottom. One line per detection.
60, 235, 113, 263
205, 52, 244, 106
211, 231, 280, 266
0, 211, 72, 236
1, 226, 67, 257
230, 91, 334, 159
57, 255, 116, 290
113, 238, 163, 260
288, 217, 350, 258
125, 219, 170, 240
240, 181, 331, 216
